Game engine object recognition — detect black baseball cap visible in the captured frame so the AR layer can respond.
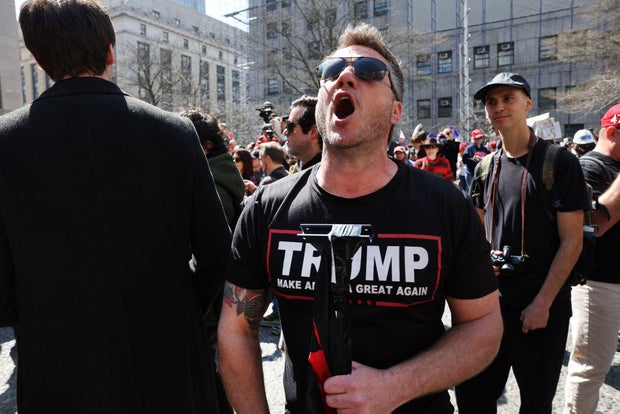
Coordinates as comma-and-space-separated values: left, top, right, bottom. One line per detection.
474, 72, 531, 101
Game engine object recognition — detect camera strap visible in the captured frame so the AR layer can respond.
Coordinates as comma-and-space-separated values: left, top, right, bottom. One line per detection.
487, 134, 537, 257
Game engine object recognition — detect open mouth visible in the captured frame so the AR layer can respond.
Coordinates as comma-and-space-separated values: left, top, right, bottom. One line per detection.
334, 95, 355, 120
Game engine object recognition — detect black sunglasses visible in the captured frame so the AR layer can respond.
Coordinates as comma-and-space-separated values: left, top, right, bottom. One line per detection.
316, 56, 390, 82
285, 120, 298, 132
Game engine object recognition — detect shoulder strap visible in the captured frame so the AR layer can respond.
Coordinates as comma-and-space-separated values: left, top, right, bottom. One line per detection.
541, 143, 562, 191
479, 151, 497, 182
580, 154, 614, 185
540, 143, 564, 221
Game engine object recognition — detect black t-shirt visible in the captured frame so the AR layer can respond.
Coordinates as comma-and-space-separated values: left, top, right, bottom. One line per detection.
580, 150, 620, 284
228, 160, 497, 413
470, 135, 590, 306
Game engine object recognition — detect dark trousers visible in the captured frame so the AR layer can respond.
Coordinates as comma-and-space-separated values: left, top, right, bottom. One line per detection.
455, 301, 570, 414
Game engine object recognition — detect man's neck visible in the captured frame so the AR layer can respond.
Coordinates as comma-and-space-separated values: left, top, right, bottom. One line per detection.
316, 148, 397, 199
499, 125, 533, 158
593, 142, 619, 161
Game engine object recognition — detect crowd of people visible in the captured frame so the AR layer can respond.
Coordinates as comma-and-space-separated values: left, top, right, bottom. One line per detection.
1, 2, 619, 414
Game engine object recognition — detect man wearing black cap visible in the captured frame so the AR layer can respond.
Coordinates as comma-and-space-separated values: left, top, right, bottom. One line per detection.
456, 72, 590, 414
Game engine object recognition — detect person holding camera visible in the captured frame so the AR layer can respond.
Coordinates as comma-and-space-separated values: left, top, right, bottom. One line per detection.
456, 72, 590, 414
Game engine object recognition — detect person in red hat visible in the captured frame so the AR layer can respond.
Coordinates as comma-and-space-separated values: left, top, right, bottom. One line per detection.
393, 145, 414, 166
564, 102, 620, 413
461, 129, 490, 191
594, 103, 620, 236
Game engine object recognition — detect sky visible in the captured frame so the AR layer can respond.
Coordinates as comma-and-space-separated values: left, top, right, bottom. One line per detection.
14, 0, 250, 28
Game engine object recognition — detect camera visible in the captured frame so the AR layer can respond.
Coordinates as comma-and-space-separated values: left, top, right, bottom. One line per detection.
491, 245, 527, 276
257, 101, 274, 123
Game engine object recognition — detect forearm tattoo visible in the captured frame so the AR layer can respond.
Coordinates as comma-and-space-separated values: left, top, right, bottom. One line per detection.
223, 282, 272, 330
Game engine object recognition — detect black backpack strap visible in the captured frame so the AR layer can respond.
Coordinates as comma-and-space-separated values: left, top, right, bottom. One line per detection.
580, 154, 614, 186
540, 143, 564, 221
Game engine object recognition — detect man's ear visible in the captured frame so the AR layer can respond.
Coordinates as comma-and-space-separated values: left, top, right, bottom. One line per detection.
309, 124, 320, 140
605, 127, 618, 141
391, 100, 403, 125
106, 44, 115, 66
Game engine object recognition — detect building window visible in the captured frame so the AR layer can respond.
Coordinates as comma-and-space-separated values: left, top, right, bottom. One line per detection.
160, 48, 172, 110
308, 41, 321, 59
281, 0, 291, 7
473, 45, 489, 69
354, 1, 369, 19
267, 79, 279, 95
162, 31, 169, 43
417, 99, 431, 119
20, 66, 26, 104
136, 42, 150, 99
183, 38, 189, 49
202, 45, 207, 55
266, 0, 277, 11
181, 55, 192, 97
416, 54, 431, 75
538, 87, 556, 111
174, 18, 181, 27
437, 51, 452, 74
192, 25, 199, 33
438, 97, 453, 118
232, 70, 240, 104
152, 10, 160, 19
137, 41, 150, 61
200, 60, 209, 108
140, 23, 146, 36
374, 0, 388, 16
564, 124, 584, 138
217, 65, 226, 103
497, 42, 514, 66
282, 23, 291, 36
539, 35, 557, 61
282, 47, 292, 61
267, 23, 278, 39
219, 51, 223, 60
30, 63, 39, 99
181, 55, 191, 71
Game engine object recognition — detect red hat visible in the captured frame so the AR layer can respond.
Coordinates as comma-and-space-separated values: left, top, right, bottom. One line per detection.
471, 129, 484, 139
393, 145, 407, 154
601, 104, 620, 128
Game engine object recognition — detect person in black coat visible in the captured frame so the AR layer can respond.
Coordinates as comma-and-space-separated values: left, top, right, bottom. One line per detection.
0, 1, 231, 412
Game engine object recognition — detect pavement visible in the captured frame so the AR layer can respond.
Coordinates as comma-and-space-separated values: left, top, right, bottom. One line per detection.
2, 316, 620, 413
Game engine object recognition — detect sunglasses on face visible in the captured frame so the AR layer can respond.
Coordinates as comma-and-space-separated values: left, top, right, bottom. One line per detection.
285, 120, 298, 132
233, 157, 242, 162
316, 56, 390, 83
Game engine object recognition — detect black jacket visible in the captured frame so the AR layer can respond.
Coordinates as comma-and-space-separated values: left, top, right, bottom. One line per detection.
0, 77, 230, 413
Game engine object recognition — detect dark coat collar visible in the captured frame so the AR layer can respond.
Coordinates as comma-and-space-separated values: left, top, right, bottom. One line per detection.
35, 77, 129, 101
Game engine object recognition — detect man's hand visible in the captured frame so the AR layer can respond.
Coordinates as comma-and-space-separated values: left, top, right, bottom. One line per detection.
244, 179, 257, 194
520, 299, 550, 333
490, 250, 503, 277
323, 362, 400, 414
